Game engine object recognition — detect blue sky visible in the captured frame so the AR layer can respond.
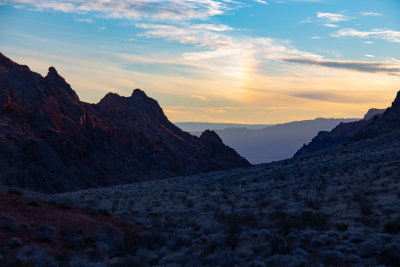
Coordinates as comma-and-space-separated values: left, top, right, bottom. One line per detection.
1, 0, 399, 123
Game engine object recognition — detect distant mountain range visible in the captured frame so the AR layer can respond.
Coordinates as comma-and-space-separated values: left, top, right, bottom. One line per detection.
180, 118, 358, 164
0, 53, 249, 193
176, 122, 272, 132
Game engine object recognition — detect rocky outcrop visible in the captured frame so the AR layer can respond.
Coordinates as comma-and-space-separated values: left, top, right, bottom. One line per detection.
352, 91, 400, 141
0, 53, 250, 193
294, 108, 386, 157
363, 108, 386, 121
0, 190, 144, 259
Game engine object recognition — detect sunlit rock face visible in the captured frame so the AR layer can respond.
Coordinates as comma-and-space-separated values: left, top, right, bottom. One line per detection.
0, 53, 250, 193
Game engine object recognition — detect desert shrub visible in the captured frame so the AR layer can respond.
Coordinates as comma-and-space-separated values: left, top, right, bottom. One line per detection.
306, 198, 321, 211
359, 240, 380, 258
334, 222, 348, 232
214, 210, 258, 249
301, 211, 328, 229
345, 254, 361, 264
201, 233, 225, 255
16, 245, 58, 267
8, 237, 22, 248
92, 227, 124, 257
353, 193, 373, 215
269, 235, 291, 255
266, 254, 306, 267
168, 234, 192, 251
121, 232, 141, 255
35, 225, 55, 242
319, 250, 343, 265
7, 187, 22, 195
270, 209, 328, 234
140, 231, 167, 250
85, 248, 103, 262
270, 210, 300, 234
384, 218, 400, 233
353, 215, 380, 227
379, 242, 400, 266
54, 197, 75, 209
159, 252, 188, 265
350, 233, 364, 243
250, 260, 266, 267
310, 238, 324, 248
202, 250, 240, 267
0, 217, 19, 232
334, 245, 356, 254
60, 228, 83, 250
135, 248, 158, 265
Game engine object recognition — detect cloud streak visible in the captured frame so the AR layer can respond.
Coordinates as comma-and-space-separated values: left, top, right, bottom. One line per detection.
316, 12, 353, 22
4, 0, 230, 21
283, 58, 400, 76
136, 23, 233, 48
333, 28, 400, 43
359, 12, 382, 16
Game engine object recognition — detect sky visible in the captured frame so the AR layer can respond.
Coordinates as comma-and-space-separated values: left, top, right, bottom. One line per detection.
0, 0, 399, 124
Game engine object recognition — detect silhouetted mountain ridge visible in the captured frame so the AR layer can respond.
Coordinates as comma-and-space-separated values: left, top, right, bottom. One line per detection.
295, 102, 394, 157
0, 53, 250, 193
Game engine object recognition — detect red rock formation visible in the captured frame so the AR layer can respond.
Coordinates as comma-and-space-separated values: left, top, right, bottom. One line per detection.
0, 191, 143, 256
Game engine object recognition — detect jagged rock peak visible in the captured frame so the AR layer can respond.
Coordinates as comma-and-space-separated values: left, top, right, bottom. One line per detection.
45, 66, 65, 81
363, 108, 386, 121
391, 90, 400, 110
200, 129, 223, 143
47, 66, 59, 76
0, 53, 30, 72
131, 88, 147, 99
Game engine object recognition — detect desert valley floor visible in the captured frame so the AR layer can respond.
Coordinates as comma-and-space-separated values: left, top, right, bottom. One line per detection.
49, 127, 400, 266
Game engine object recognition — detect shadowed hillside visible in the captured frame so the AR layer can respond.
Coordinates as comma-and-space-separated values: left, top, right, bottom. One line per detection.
0, 53, 250, 193
295, 108, 386, 157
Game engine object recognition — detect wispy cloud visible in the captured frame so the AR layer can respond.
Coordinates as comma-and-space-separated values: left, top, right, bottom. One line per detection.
136, 23, 233, 48
137, 23, 319, 59
191, 94, 209, 102
4, 0, 230, 21
316, 12, 353, 22
323, 23, 338, 28
191, 24, 234, 32
302, 11, 353, 27
75, 18, 94, 23
300, 16, 313, 23
333, 28, 400, 43
359, 12, 382, 16
291, 90, 389, 104
283, 58, 400, 76
253, 0, 269, 4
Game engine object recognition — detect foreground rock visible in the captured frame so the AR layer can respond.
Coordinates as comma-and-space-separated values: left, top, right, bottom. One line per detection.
0, 53, 250, 193
0, 188, 143, 266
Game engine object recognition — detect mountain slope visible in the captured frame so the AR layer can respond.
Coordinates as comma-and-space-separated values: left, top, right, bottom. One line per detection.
353, 91, 400, 141
295, 108, 386, 157
0, 53, 250, 193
